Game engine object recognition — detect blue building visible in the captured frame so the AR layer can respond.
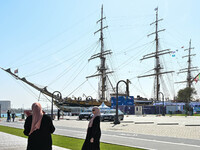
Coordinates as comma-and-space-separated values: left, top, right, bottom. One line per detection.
111, 96, 134, 114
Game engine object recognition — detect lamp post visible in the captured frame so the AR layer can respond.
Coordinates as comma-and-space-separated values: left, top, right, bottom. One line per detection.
159, 92, 165, 116
114, 80, 129, 125
52, 91, 62, 120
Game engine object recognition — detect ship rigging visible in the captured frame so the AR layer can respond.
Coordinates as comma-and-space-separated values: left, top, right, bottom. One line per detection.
0, 5, 116, 110
138, 8, 174, 102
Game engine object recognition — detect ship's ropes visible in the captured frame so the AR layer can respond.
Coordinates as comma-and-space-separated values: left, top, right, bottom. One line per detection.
106, 75, 115, 92
104, 16, 120, 85
109, 18, 154, 72
13, 29, 90, 71
40, 93, 60, 109
106, 14, 154, 32
158, 52, 175, 99
8, 9, 99, 69
129, 78, 149, 98
48, 42, 100, 87
61, 62, 88, 92
107, 57, 118, 85
87, 79, 98, 93
60, 43, 100, 92
23, 35, 98, 78
114, 40, 154, 69
24, 47, 87, 78
160, 75, 170, 99
194, 83, 200, 100
161, 57, 176, 98
66, 79, 88, 97
166, 73, 176, 98
9, 76, 39, 100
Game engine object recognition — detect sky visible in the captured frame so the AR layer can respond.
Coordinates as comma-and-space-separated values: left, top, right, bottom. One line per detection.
0, 0, 200, 109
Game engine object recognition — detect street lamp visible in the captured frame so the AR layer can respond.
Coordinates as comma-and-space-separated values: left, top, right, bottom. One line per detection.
114, 80, 129, 125
159, 92, 165, 116
52, 91, 62, 120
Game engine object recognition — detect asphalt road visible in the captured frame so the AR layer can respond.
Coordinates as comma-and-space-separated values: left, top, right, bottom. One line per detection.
1, 121, 200, 150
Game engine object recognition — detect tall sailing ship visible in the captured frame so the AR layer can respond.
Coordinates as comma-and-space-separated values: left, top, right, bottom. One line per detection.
1, 6, 199, 112
1, 5, 114, 111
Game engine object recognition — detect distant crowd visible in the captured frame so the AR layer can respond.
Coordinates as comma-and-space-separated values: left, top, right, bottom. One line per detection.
6, 110, 16, 122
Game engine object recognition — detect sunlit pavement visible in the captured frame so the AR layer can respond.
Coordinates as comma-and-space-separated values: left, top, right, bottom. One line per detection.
1, 115, 200, 150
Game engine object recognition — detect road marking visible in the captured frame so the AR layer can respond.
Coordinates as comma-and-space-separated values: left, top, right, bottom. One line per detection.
119, 133, 138, 136
56, 128, 200, 148
105, 134, 200, 148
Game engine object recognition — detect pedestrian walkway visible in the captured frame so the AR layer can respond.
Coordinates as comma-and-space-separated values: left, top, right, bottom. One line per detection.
0, 132, 70, 150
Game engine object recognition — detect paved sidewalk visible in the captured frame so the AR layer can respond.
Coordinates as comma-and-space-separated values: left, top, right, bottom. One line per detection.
1, 116, 200, 150
2, 115, 200, 139
52, 115, 200, 140
0, 132, 70, 150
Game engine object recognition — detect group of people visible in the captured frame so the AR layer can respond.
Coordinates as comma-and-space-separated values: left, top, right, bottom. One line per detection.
23, 102, 101, 150
6, 110, 16, 122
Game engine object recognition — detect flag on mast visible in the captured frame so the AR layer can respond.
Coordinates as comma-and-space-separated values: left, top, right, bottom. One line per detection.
194, 73, 200, 83
154, 7, 158, 11
14, 69, 18, 74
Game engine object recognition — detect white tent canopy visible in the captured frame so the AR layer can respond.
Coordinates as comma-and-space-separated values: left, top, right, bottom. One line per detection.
98, 102, 110, 110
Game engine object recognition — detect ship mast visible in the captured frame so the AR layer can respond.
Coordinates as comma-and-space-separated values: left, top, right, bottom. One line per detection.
138, 8, 174, 102
86, 5, 113, 101
176, 39, 198, 100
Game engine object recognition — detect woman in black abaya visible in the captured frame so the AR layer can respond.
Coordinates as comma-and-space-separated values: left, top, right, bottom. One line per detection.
82, 107, 101, 150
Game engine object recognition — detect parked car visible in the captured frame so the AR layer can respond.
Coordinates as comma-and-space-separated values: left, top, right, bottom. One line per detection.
100, 109, 124, 121
78, 110, 92, 120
